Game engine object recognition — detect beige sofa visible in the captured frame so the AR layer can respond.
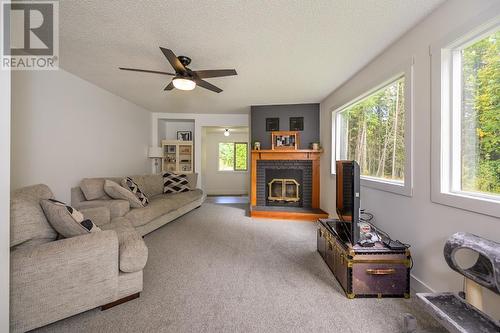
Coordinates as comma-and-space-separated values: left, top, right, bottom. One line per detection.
10, 184, 148, 333
71, 173, 205, 236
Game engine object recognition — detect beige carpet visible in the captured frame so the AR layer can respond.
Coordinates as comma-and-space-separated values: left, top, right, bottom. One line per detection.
34, 202, 445, 332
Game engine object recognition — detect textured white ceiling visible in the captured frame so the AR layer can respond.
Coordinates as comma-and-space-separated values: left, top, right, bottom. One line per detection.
59, 0, 444, 114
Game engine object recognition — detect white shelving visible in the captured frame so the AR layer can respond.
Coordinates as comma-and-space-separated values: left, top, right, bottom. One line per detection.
161, 140, 193, 174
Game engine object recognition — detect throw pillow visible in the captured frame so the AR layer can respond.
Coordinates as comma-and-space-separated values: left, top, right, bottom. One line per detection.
162, 172, 191, 194
41, 199, 101, 237
103, 179, 143, 208
121, 177, 149, 207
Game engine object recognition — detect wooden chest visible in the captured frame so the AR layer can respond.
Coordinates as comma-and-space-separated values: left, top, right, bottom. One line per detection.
318, 219, 411, 299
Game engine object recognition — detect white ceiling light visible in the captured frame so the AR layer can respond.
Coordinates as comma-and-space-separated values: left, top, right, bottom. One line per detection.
224, 129, 230, 136
172, 77, 196, 91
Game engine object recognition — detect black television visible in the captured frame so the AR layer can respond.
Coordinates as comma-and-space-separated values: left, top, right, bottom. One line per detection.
334, 160, 361, 245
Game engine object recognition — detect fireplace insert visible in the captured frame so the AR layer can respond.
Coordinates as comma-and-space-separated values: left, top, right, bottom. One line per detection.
265, 168, 303, 207
268, 178, 300, 202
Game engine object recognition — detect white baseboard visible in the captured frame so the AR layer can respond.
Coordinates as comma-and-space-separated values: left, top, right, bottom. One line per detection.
410, 274, 435, 293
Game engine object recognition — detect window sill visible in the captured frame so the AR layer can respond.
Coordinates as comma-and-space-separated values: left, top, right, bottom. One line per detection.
360, 176, 412, 197
431, 190, 500, 218
331, 172, 412, 197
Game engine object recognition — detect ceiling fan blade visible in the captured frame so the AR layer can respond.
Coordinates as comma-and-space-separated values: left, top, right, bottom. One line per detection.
164, 82, 175, 91
160, 47, 186, 73
195, 79, 223, 93
193, 69, 237, 79
119, 67, 175, 76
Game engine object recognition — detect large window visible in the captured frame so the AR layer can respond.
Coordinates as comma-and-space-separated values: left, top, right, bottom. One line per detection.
337, 77, 406, 183
218, 142, 248, 171
459, 30, 499, 196
431, 16, 499, 217
333, 69, 412, 196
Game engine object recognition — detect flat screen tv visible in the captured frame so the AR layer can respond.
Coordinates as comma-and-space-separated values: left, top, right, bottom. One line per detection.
335, 160, 361, 245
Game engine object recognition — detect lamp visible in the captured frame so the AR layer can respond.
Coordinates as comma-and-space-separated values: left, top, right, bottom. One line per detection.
148, 146, 164, 174
224, 128, 230, 137
172, 77, 196, 91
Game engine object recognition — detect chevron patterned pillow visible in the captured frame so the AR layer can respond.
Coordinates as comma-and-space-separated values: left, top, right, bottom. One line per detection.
162, 172, 191, 194
121, 177, 149, 207
41, 199, 101, 238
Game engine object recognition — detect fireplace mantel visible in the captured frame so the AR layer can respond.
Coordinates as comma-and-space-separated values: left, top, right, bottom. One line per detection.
251, 149, 323, 159
250, 149, 328, 221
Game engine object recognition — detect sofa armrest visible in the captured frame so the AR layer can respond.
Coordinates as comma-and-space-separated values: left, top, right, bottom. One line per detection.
80, 206, 111, 227
10, 231, 119, 332
73, 199, 130, 218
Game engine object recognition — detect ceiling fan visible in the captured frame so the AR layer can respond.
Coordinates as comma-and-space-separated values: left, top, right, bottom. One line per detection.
119, 47, 237, 93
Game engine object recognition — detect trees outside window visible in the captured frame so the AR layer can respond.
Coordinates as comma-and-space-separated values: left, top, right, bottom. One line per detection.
460, 30, 499, 196
336, 77, 406, 183
431, 17, 499, 218
218, 142, 248, 171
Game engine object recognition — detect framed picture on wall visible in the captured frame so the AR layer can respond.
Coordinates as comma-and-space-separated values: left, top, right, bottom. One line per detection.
266, 118, 279, 131
177, 131, 192, 141
289, 117, 304, 131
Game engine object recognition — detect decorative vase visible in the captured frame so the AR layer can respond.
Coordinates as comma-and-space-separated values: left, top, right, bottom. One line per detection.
312, 142, 320, 150
254, 142, 261, 150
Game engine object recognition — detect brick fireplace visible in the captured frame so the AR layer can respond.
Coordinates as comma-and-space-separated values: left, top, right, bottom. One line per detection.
250, 149, 328, 221
257, 160, 312, 208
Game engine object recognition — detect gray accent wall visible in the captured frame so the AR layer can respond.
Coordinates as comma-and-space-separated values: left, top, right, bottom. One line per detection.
251, 104, 320, 149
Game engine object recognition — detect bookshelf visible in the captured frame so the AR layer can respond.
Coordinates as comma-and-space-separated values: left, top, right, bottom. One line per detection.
161, 140, 193, 174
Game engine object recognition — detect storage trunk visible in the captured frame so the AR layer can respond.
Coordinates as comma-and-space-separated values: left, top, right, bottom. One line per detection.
317, 219, 411, 299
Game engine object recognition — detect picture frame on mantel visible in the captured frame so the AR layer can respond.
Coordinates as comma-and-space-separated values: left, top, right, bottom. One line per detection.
271, 131, 299, 150
266, 118, 279, 131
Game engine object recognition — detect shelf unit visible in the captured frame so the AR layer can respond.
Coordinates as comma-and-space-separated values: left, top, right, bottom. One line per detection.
161, 140, 193, 174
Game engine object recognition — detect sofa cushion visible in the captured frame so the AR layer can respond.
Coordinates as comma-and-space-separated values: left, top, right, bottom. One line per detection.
162, 172, 190, 194
73, 199, 130, 219
80, 178, 108, 201
186, 173, 198, 189
124, 196, 178, 227
104, 180, 143, 208
126, 189, 204, 228
154, 189, 204, 207
101, 217, 148, 273
79, 207, 111, 227
121, 177, 149, 207
10, 184, 58, 248
41, 199, 101, 237
132, 174, 164, 198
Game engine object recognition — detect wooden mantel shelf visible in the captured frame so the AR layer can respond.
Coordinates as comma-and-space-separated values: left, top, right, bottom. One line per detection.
251, 149, 323, 153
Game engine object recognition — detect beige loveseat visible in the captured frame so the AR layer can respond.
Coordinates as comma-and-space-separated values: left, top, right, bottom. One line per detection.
10, 184, 148, 333
71, 173, 205, 236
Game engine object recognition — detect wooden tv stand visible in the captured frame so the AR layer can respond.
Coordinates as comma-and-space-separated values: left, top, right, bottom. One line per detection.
317, 219, 411, 298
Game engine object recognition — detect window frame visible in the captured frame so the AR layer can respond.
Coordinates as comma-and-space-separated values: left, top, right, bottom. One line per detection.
331, 61, 414, 197
430, 12, 500, 218
217, 142, 248, 172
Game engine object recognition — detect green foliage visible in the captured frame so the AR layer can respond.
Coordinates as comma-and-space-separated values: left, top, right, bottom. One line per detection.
218, 143, 234, 171
235, 143, 248, 171
339, 77, 406, 181
219, 142, 248, 171
461, 30, 499, 195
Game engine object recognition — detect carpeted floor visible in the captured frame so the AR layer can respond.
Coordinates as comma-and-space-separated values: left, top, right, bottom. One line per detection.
34, 202, 445, 332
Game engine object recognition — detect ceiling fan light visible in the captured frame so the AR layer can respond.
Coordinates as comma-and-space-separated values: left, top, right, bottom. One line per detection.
224, 129, 230, 136
172, 77, 196, 91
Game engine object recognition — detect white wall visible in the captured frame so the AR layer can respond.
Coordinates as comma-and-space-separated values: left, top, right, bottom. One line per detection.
0, 65, 11, 333
158, 119, 195, 142
320, 0, 500, 318
152, 112, 249, 188
11, 69, 151, 202
201, 128, 249, 195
